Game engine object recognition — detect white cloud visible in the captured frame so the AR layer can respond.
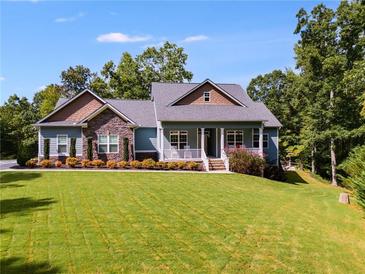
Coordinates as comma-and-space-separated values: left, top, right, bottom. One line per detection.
0, 76, 5, 81
96, 32, 151, 43
54, 12, 85, 23
183, 35, 208, 43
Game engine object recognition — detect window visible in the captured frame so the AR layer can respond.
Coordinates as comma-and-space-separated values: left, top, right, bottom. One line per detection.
226, 130, 244, 148
57, 135, 68, 154
253, 129, 268, 148
98, 134, 119, 153
170, 130, 188, 149
203, 91, 210, 102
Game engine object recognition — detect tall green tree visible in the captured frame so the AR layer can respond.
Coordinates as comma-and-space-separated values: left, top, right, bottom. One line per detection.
33, 84, 64, 118
60, 65, 96, 96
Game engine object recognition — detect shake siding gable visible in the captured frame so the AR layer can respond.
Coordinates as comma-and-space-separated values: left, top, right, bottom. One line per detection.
46, 92, 104, 122
174, 83, 240, 106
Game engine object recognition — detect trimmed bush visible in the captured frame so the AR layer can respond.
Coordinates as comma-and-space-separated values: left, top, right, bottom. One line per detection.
17, 139, 37, 166
187, 161, 199, 171
156, 161, 167, 170
167, 162, 178, 170
92, 159, 105, 168
70, 138, 76, 158
130, 160, 141, 169
227, 148, 266, 176
40, 159, 52, 168
106, 160, 117, 169
54, 160, 62, 168
177, 161, 187, 170
25, 159, 37, 168
81, 159, 91, 168
44, 139, 50, 160
142, 158, 156, 169
118, 161, 128, 168
123, 138, 129, 161
87, 137, 93, 160
66, 157, 78, 168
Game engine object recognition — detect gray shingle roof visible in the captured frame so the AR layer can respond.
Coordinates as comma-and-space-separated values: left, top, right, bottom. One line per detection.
151, 82, 282, 127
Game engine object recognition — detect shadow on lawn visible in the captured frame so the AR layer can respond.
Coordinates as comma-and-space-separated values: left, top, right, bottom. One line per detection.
283, 171, 308, 185
0, 197, 56, 216
0, 172, 42, 188
1, 257, 60, 274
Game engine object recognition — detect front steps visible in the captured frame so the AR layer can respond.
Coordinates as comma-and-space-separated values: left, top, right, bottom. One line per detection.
208, 158, 226, 171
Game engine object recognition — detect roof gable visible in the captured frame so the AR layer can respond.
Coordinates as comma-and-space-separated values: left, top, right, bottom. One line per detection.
38, 89, 105, 123
169, 79, 246, 107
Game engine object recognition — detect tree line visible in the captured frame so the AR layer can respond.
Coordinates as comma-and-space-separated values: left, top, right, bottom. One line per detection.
247, 0, 365, 186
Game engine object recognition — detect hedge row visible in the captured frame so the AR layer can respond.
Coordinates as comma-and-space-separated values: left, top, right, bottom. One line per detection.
25, 158, 202, 171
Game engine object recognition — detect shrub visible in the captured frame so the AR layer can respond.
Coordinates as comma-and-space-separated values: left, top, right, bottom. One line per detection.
118, 161, 128, 168
130, 160, 141, 169
25, 159, 37, 168
40, 159, 52, 168
156, 161, 167, 170
123, 138, 129, 161
44, 139, 50, 160
167, 162, 178, 170
177, 161, 187, 170
17, 139, 37, 166
70, 138, 76, 158
81, 159, 91, 168
227, 148, 266, 176
106, 160, 117, 169
340, 145, 365, 211
87, 137, 93, 160
92, 159, 105, 168
54, 160, 62, 168
187, 161, 199, 171
66, 157, 78, 168
142, 158, 156, 169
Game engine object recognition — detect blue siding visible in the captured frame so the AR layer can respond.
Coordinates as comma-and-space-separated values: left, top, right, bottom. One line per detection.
40, 127, 82, 156
264, 128, 279, 166
135, 128, 157, 151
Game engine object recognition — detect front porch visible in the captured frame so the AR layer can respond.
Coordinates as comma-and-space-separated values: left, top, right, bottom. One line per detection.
157, 123, 266, 171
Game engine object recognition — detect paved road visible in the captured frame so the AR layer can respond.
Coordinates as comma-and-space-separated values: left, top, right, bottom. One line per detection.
0, 160, 18, 170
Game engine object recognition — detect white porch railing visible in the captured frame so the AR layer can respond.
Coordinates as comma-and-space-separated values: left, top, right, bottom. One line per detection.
163, 149, 201, 160
201, 149, 209, 172
221, 149, 229, 171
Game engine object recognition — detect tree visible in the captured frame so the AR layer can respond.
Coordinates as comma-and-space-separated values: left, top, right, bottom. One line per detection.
294, 2, 365, 185
101, 53, 148, 99
60, 65, 96, 96
136, 41, 193, 90
0, 95, 39, 158
33, 84, 64, 118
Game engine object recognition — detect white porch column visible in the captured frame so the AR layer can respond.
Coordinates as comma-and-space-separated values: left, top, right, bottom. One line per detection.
160, 128, 164, 161
201, 128, 205, 157
220, 128, 224, 153
259, 126, 264, 157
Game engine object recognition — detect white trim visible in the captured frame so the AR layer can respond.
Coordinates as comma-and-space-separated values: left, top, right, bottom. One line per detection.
169, 130, 188, 149
37, 89, 106, 124
38, 128, 41, 162
215, 128, 218, 157
226, 130, 244, 148
79, 103, 137, 125
203, 91, 211, 102
133, 128, 136, 160
97, 134, 119, 154
135, 150, 158, 153
252, 128, 269, 149
57, 134, 68, 155
168, 79, 247, 107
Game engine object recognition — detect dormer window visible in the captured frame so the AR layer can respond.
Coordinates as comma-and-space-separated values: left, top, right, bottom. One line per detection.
203, 91, 210, 102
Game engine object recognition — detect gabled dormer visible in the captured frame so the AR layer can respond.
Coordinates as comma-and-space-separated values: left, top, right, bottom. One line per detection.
168, 79, 246, 107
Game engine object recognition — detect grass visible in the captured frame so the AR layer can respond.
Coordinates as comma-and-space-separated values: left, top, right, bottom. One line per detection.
1, 170, 364, 273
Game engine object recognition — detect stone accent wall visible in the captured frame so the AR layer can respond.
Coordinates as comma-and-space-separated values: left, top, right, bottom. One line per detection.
47, 92, 103, 122
82, 109, 133, 162
175, 83, 239, 106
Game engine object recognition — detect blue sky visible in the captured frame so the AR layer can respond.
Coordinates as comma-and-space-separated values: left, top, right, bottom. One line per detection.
0, 0, 340, 103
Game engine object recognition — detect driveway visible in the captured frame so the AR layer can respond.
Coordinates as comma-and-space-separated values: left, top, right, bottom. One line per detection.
0, 160, 18, 170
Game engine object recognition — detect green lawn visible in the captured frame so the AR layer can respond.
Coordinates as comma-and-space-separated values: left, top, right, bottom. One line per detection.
1, 171, 364, 273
